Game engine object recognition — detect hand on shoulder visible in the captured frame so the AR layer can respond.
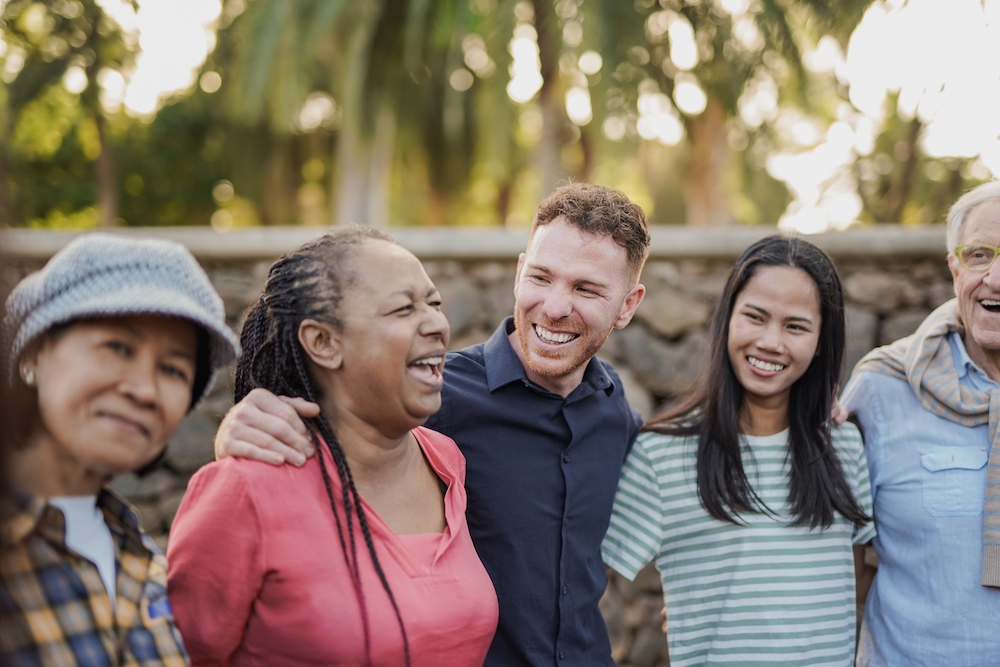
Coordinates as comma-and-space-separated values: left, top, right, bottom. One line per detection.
213, 388, 320, 466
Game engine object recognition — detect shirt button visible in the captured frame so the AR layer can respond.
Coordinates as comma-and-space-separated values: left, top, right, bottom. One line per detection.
563, 518, 568, 527
562, 585, 568, 595
559, 651, 565, 660
562, 453, 570, 463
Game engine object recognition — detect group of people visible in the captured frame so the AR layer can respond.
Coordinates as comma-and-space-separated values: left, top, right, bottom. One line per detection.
0, 179, 997, 666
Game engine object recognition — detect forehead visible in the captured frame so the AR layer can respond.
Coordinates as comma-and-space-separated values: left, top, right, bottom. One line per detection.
960, 199, 1000, 244
344, 241, 434, 298
58, 315, 197, 349
736, 265, 820, 313
525, 217, 630, 281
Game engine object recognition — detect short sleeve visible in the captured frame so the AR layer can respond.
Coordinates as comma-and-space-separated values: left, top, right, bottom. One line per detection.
167, 461, 267, 666
602, 435, 664, 581
833, 422, 876, 545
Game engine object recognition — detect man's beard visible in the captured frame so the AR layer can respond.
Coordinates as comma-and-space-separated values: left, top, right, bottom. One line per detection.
513, 308, 610, 380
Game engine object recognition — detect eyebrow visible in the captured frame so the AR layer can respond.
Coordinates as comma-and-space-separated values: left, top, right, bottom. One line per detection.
743, 303, 814, 324
120, 322, 197, 362
388, 287, 439, 298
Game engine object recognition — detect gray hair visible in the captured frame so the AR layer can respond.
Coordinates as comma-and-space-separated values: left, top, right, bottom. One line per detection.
946, 180, 1000, 253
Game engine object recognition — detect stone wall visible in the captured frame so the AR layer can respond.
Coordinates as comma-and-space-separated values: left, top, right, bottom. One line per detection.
1, 225, 952, 667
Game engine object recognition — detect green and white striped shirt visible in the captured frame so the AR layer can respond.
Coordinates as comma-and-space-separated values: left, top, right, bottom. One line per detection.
602, 423, 875, 667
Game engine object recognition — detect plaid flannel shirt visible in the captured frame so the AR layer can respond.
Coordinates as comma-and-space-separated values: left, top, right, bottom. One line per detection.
0, 488, 189, 667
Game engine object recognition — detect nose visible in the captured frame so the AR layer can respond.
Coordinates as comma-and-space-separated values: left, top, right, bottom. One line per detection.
120, 355, 159, 407
757, 322, 786, 354
983, 258, 1000, 290
421, 304, 451, 346
541, 287, 574, 322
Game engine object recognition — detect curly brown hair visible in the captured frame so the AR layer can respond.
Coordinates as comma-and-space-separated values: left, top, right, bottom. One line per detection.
531, 182, 650, 281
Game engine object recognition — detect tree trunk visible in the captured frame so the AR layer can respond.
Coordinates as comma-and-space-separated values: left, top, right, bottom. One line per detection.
261, 136, 297, 225
683, 97, 730, 226
333, 106, 396, 227
532, 0, 569, 198
94, 113, 119, 227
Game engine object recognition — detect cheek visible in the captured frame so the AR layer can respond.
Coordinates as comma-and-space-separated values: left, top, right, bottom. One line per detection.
162, 386, 193, 435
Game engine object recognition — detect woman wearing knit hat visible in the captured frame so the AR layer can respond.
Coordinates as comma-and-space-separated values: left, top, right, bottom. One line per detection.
0, 233, 239, 666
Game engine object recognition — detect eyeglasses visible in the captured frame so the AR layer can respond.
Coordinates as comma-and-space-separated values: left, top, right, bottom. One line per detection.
955, 244, 1000, 271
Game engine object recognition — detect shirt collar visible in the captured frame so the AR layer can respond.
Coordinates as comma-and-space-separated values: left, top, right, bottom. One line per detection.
1, 486, 143, 548
483, 317, 614, 397
949, 330, 999, 389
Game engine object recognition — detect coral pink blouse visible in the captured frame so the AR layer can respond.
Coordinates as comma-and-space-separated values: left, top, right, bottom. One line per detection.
167, 427, 498, 667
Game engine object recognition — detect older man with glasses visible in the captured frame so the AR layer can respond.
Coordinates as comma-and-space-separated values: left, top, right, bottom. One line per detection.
842, 180, 1000, 667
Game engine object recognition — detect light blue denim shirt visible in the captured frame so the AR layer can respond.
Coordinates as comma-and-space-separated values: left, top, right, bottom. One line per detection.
842, 332, 1000, 667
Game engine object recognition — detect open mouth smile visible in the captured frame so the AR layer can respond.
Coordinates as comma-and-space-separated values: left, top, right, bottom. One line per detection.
748, 356, 785, 373
407, 352, 445, 385
980, 299, 1000, 312
534, 324, 579, 344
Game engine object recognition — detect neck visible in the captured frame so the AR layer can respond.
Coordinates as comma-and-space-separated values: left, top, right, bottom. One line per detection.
10, 432, 106, 497
323, 409, 418, 489
739, 396, 790, 437
507, 330, 585, 398
961, 331, 1000, 384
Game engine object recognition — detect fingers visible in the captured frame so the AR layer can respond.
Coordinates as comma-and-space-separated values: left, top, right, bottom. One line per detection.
660, 606, 668, 635
214, 388, 317, 466
277, 395, 321, 419
831, 398, 849, 425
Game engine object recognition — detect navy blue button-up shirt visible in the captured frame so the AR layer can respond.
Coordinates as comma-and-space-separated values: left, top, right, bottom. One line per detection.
426, 318, 642, 667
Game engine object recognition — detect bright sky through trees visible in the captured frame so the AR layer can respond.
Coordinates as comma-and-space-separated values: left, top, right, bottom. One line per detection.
31, 0, 1000, 230
771, 0, 1000, 232
95, 0, 221, 116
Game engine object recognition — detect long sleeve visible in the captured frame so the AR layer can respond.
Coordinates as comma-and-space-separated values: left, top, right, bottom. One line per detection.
167, 461, 266, 667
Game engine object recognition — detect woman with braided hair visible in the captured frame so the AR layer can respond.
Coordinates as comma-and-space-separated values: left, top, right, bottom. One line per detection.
167, 226, 498, 666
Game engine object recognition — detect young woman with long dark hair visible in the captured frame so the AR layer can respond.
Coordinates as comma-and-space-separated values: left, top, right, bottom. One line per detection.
167, 227, 498, 666
602, 236, 874, 667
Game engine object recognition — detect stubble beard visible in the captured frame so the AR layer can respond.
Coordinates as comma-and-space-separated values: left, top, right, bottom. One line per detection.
513, 308, 610, 380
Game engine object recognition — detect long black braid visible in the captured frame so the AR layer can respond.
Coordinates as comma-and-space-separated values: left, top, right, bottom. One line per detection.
235, 226, 411, 667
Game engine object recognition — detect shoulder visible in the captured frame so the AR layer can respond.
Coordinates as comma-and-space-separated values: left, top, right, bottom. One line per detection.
445, 343, 486, 370
440, 346, 488, 398
184, 455, 317, 506
633, 430, 696, 460
413, 426, 460, 455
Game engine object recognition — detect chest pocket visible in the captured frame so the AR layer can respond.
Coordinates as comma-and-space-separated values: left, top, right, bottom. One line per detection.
919, 447, 988, 517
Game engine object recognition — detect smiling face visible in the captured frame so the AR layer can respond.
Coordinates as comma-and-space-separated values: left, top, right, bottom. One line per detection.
726, 265, 822, 428
949, 199, 1000, 378
22, 315, 197, 495
325, 241, 450, 437
512, 216, 644, 396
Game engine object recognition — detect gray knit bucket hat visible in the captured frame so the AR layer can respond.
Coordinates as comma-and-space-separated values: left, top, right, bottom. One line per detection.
3, 233, 240, 408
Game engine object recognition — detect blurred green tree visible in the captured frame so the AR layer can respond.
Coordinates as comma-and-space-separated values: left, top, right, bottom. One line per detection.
1, 0, 138, 226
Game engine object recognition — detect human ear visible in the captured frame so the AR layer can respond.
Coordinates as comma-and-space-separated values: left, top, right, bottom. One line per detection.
513, 253, 526, 295
613, 283, 646, 329
298, 319, 342, 370
948, 254, 961, 298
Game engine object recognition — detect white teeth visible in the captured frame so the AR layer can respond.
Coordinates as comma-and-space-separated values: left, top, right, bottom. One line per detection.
981, 299, 1000, 307
411, 356, 443, 366
748, 356, 785, 372
535, 325, 577, 344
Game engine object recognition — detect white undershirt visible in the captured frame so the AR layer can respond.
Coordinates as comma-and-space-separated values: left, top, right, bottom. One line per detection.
49, 496, 117, 602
